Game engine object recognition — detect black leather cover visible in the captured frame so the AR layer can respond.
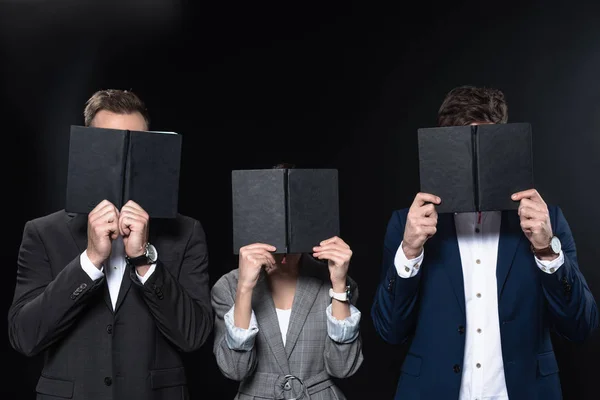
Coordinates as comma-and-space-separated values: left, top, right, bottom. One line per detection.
232, 169, 288, 253
418, 125, 475, 213
287, 169, 340, 253
417, 122, 533, 213
477, 123, 533, 211
231, 168, 340, 254
125, 130, 182, 218
65, 125, 182, 218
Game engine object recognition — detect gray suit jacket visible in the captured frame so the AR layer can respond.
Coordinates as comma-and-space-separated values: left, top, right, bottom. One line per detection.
8, 210, 213, 400
211, 258, 363, 400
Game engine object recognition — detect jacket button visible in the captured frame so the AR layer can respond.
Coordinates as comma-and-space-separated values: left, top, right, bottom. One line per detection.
453, 364, 461, 373
104, 377, 112, 386
106, 324, 113, 334
458, 325, 465, 334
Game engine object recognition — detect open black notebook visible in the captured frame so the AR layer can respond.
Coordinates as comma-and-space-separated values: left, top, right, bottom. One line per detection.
417, 122, 534, 213
65, 125, 182, 218
231, 168, 340, 254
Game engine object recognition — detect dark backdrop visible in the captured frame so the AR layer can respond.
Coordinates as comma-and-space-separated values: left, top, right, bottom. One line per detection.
1, 1, 599, 399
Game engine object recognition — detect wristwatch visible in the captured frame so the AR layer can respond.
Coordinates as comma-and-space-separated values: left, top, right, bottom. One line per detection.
329, 285, 352, 302
125, 243, 158, 267
531, 236, 561, 258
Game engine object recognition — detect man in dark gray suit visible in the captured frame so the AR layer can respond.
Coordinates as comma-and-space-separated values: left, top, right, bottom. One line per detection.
8, 89, 213, 399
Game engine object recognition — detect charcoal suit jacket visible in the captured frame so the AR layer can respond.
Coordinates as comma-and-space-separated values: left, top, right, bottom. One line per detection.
8, 210, 213, 400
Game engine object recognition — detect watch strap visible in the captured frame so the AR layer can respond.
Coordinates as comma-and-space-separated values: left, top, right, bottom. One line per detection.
125, 253, 150, 267
530, 243, 557, 258
329, 286, 351, 302
125, 243, 156, 267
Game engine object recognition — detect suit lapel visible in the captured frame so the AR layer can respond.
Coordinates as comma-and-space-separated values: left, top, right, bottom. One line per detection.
496, 211, 525, 299
438, 213, 466, 318
252, 274, 290, 374
284, 273, 321, 357
113, 266, 133, 314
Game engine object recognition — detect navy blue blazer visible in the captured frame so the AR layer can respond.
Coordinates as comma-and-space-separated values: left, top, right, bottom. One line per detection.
371, 205, 598, 400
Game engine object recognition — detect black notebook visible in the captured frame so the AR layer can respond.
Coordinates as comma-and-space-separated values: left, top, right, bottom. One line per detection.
231, 168, 340, 254
417, 122, 534, 213
65, 125, 182, 218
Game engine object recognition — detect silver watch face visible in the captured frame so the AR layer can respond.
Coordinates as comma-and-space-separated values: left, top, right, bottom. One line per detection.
550, 236, 561, 254
146, 244, 158, 263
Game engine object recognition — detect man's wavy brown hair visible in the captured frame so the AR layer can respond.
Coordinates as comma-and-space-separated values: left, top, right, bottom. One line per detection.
437, 85, 508, 127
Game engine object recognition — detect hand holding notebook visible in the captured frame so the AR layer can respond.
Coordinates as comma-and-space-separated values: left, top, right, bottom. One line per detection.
402, 192, 442, 259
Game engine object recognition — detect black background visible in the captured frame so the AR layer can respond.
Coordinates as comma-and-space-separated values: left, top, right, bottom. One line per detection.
1, 1, 599, 398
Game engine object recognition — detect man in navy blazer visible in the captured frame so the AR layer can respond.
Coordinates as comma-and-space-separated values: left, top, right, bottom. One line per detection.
371, 86, 598, 400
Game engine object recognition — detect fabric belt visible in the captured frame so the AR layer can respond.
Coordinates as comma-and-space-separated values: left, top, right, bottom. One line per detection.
238, 370, 334, 399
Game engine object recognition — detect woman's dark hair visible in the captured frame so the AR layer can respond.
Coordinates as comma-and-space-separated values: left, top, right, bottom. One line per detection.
272, 163, 296, 169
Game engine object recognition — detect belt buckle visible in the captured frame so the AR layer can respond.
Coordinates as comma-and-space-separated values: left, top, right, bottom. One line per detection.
281, 374, 308, 400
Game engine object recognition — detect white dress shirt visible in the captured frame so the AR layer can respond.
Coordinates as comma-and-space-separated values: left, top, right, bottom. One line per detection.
395, 211, 564, 400
80, 236, 157, 310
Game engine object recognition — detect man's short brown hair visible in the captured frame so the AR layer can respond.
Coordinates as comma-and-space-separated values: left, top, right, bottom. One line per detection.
84, 89, 150, 128
437, 85, 508, 127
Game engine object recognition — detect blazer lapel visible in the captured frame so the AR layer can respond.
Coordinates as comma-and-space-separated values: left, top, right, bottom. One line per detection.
437, 213, 466, 318
496, 211, 526, 299
284, 273, 321, 357
113, 266, 133, 314
252, 273, 290, 374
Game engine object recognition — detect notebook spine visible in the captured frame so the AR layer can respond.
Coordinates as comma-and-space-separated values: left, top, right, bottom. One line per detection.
284, 169, 290, 254
121, 131, 132, 208
471, 125, 480, 211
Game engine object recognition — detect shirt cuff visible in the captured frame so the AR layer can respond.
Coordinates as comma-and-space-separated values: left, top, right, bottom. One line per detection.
394, 241, 424, 278
135, 263, 157, 284
326, 303, 361, 343
535, 250, 565, 274
80, 251, 104, 281
224, 305, 259, 351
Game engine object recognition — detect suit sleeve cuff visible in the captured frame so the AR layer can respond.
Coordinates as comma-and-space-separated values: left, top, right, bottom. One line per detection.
394, 241, 424, 278
326, 303, 361, 343
536, 250, 565, 274
136, 263, 157, 284
224, 305, 259, 351
80, 251, 104, 281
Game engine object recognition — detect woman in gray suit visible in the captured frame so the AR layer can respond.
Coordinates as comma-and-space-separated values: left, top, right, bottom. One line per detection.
211, 232, 363, 399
